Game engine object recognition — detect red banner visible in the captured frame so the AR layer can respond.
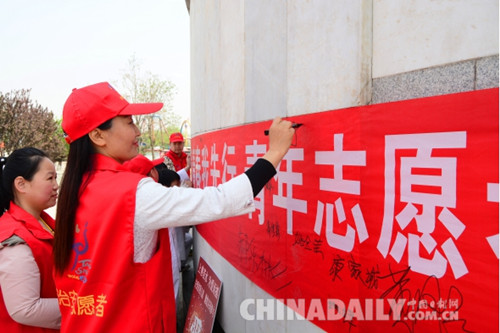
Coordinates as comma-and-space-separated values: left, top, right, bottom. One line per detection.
191, 89, 499, 332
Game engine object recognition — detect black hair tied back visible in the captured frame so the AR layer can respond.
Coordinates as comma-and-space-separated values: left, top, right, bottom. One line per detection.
0, 148, 48, 215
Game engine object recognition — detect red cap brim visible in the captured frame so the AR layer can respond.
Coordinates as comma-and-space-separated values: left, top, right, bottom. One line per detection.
119, 102, 163, 116
152, 158, 165, 166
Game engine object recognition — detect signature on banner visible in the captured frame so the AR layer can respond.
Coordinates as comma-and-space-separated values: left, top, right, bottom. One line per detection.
238, 230, 293, 292
327, 252, 470, 332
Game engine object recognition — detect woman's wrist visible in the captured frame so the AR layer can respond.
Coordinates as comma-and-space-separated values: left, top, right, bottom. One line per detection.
262, 150, 285, 169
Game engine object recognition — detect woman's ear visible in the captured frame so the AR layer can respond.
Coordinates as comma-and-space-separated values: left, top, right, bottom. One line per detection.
88, 128, 106, 147
13, 176, 27, 194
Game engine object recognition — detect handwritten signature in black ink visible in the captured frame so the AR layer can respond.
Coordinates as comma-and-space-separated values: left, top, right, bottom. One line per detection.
379, 265, 472, 333
238, 231, 292, 291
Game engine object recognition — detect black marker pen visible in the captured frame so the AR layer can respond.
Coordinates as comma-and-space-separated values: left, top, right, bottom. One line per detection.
264, 123, 303, 135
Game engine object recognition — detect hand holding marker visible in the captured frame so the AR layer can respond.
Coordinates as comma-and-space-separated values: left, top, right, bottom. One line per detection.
264, 123, 303, 135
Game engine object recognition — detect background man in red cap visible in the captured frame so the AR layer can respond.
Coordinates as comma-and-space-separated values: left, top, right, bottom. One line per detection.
164, 132, 190, 177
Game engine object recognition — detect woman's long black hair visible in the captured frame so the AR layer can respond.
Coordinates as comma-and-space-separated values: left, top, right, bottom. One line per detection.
0, 147, 48, 216
53, 120, 112, 274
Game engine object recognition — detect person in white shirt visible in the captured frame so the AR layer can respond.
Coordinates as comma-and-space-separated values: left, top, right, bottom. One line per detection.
52, 82, 295, 332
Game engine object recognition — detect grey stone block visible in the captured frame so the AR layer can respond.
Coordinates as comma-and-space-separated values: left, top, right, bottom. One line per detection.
372, 60, 476, 104
476, 55, 499, 90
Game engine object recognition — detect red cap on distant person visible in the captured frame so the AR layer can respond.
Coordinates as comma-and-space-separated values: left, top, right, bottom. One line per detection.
169, 132, 184, 143
62, 82, 163, 144
123, 154, 163, 176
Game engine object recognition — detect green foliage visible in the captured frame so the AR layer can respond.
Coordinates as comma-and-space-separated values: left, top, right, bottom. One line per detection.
0, 89, 67, 161
115, 56, 182, 157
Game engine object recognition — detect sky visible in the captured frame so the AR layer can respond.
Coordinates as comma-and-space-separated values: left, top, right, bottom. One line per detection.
0, 0, 191, 121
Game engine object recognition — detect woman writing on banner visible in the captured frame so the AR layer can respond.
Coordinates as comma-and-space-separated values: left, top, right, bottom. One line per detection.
0, 147, 61, 331
53, 82, 294, 332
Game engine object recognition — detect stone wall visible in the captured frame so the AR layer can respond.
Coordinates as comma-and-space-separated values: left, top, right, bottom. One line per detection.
187, 1, 498, 331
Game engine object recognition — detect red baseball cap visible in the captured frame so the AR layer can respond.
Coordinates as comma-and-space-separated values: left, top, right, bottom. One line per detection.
152, 157, 165, 166
169, 132, 184, 143
123, 154, 163, 176
62, 82, 163, 144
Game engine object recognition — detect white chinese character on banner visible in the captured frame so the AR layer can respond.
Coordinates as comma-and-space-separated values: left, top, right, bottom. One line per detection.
222, 143, 237, 182
314, 133, 368, 252
200, 145, 209, 188
210, 143, 220, 185
486, 182, 499, 259
377, 131, 468, 279
192, 147, 201, 187
245, 140, 267, 224
273, 148, 307, 234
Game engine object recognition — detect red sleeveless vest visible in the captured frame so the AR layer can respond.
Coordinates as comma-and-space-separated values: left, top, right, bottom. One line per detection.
54, 154, 175, 332
0, 203, 58, 332
165, 150, 189, 175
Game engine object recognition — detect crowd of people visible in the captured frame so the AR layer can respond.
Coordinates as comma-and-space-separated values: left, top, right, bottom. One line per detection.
0, 82, 295, 332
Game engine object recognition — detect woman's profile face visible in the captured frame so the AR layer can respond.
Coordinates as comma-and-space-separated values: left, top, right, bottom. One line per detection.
97, 116, 141, 163
22, 157, 58, 212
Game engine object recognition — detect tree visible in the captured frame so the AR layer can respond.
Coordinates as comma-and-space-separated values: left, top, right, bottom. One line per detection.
116, 56, 181, 158
0, 89, 67, 161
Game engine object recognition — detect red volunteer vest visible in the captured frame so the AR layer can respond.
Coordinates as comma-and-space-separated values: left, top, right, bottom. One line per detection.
165, 150, 189, 175
54, 154, 175, 332
0, 203, 58, 332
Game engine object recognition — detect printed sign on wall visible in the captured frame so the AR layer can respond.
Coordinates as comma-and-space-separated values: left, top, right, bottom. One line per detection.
191, 89, 499, 332
184, 257, 222, 333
